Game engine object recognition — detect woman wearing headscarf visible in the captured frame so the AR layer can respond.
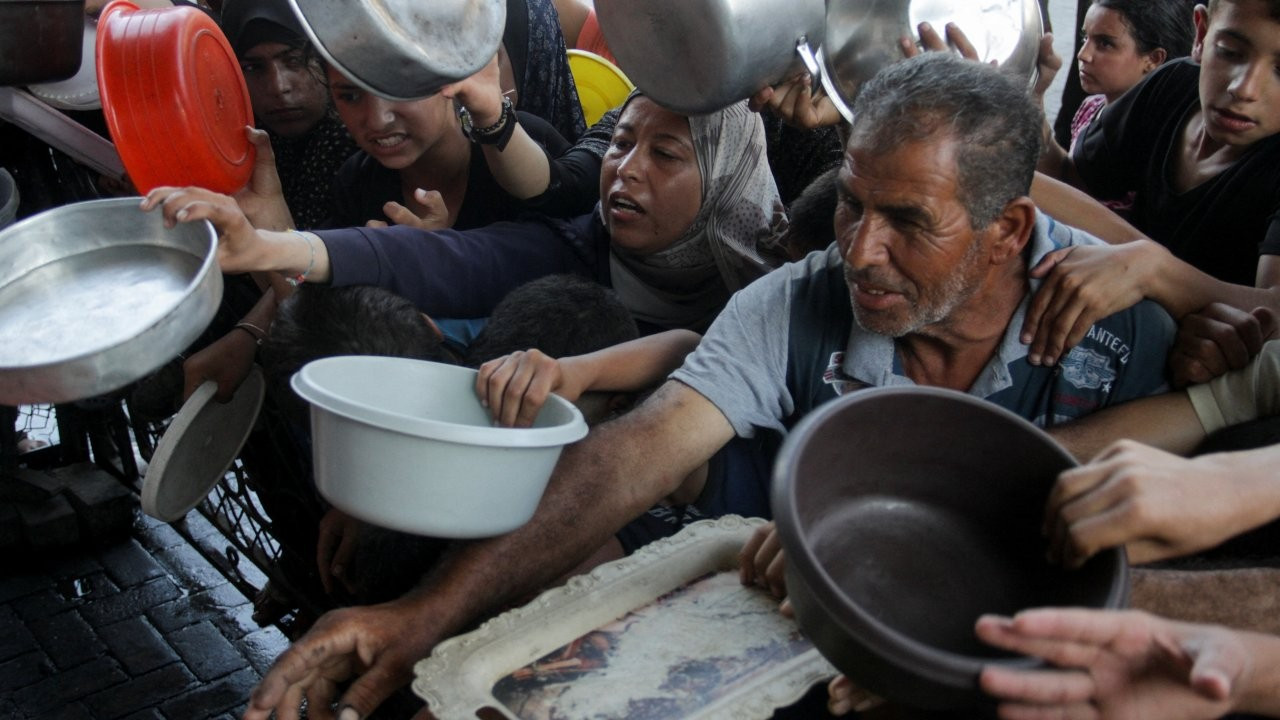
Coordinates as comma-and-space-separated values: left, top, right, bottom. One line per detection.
219, 0, 356, 230
145, 94, 789, 334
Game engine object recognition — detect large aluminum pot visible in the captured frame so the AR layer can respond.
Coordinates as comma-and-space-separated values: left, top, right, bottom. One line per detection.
287, 0, 505, 101
822, 0, 1043, 121
0, 198, 221, 405
595, 0, 825, 114
0, 0, 86, 86
773, 387, 1128, 711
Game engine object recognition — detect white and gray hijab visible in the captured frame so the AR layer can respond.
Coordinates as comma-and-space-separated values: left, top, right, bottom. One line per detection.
606, 96, 788, 332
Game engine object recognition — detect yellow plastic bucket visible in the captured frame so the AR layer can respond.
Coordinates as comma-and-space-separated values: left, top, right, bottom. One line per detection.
566, 49, 634, 125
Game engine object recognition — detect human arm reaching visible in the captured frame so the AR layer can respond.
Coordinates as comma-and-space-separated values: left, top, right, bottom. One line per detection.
976, 608, 1280, 720
475, 329, 701, 427
243, 380, 737, 720
439, 54, 552, 200
1019, 233, 1280, 369
141, 186, 333, 283
1045, 440, 1280, 568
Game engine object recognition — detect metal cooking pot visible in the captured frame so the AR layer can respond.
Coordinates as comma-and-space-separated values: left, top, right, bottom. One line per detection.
0, 0, 86, 86
822, 0, 1043, 121
0, 198, 221, 405
595, 0, 825, 114
773, 387, 1128, 712
287, 0, 505, 101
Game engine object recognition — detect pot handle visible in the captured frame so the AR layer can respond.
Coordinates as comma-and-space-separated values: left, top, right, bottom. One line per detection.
795, 36, 823, 98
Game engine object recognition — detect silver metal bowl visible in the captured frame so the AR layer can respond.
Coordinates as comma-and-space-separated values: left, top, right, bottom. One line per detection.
822, 0, 1043, 121
287, 0, 506, 101
596, 0, 826, 114
0, 197, 221, 405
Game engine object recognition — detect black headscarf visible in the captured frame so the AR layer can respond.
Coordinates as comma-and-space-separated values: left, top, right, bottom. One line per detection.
219, 0, 307, 57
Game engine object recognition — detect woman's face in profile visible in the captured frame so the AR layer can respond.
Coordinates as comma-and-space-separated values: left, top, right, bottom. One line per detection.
598, 97, 702, 255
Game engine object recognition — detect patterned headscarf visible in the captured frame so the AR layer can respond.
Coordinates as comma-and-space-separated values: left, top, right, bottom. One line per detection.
505, 0, 587, 141
608, 98, 789, 331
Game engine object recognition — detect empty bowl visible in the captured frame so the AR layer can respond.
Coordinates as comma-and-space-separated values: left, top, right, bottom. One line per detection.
0, 197, 221, 405
291, 356, 588, 538
772, 387, 1128, 711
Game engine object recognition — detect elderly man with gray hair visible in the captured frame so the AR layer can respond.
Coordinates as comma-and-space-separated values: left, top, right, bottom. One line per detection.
243, 53, 1178, 720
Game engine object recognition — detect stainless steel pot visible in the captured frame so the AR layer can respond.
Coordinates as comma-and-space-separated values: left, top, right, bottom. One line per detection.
822, 0, 1043, 121
287, 0, 506, 101
595, 0, 825, 114
0, 198, 221, 405
0, 0, 86, 86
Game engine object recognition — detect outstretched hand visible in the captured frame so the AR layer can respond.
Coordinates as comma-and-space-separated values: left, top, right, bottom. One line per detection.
1032, 33, 1062, 102
141, 185, 267, 274
316, 507, 365, 596
1043, 439, 1268, 567
1170, 304, 1277, 387
902, 21, 984, 60
439, 53, 505, 128
366, 189, 449, 230
234, 127, 295, 231
738, 521, 787, 600
1021, 241, 1155, 366
181, 331, 258, 403
977, 608, 1247, 720
243, 598, 437, 720
475, 349, 586, 428
748, 72, 843, 130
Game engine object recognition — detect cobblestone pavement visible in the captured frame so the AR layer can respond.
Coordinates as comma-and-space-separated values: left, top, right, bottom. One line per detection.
0, 507, 289, 719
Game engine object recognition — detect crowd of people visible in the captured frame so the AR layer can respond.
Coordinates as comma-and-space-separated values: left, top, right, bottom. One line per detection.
74, 0, 1280, 717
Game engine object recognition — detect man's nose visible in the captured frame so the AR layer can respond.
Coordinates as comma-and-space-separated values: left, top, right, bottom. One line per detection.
841, 217, 889, 270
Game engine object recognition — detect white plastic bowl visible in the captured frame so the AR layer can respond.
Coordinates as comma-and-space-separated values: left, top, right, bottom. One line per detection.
291, 356, 588, 538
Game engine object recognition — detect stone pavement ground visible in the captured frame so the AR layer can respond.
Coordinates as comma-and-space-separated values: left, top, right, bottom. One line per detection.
0, 474, 290, 720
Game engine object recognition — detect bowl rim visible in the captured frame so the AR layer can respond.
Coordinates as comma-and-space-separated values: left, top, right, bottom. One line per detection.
772, 386, 1129, 686
291, 355, 589, 448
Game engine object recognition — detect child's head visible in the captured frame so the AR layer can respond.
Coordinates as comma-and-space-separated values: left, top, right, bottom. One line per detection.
263, 284, 456, 417
325, 64, 457, 171
781, 165, 839, 260
464, 275, 640, 366
1078, 0, 1196, 102
1193, 0, 1280, 146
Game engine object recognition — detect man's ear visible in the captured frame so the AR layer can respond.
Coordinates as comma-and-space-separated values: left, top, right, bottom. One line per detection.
987, 196, 1036, 265
1192, 4, 1211, 63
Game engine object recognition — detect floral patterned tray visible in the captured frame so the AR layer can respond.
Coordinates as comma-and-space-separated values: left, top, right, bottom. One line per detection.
412, 516, 837, 720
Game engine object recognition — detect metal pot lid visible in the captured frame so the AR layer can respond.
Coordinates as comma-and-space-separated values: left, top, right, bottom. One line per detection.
822, 0, 1043, 122
142, 366, 265, 522
288, 0, 505, 101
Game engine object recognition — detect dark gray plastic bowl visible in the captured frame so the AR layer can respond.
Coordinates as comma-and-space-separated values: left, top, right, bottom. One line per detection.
773, 387, 1129, 712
